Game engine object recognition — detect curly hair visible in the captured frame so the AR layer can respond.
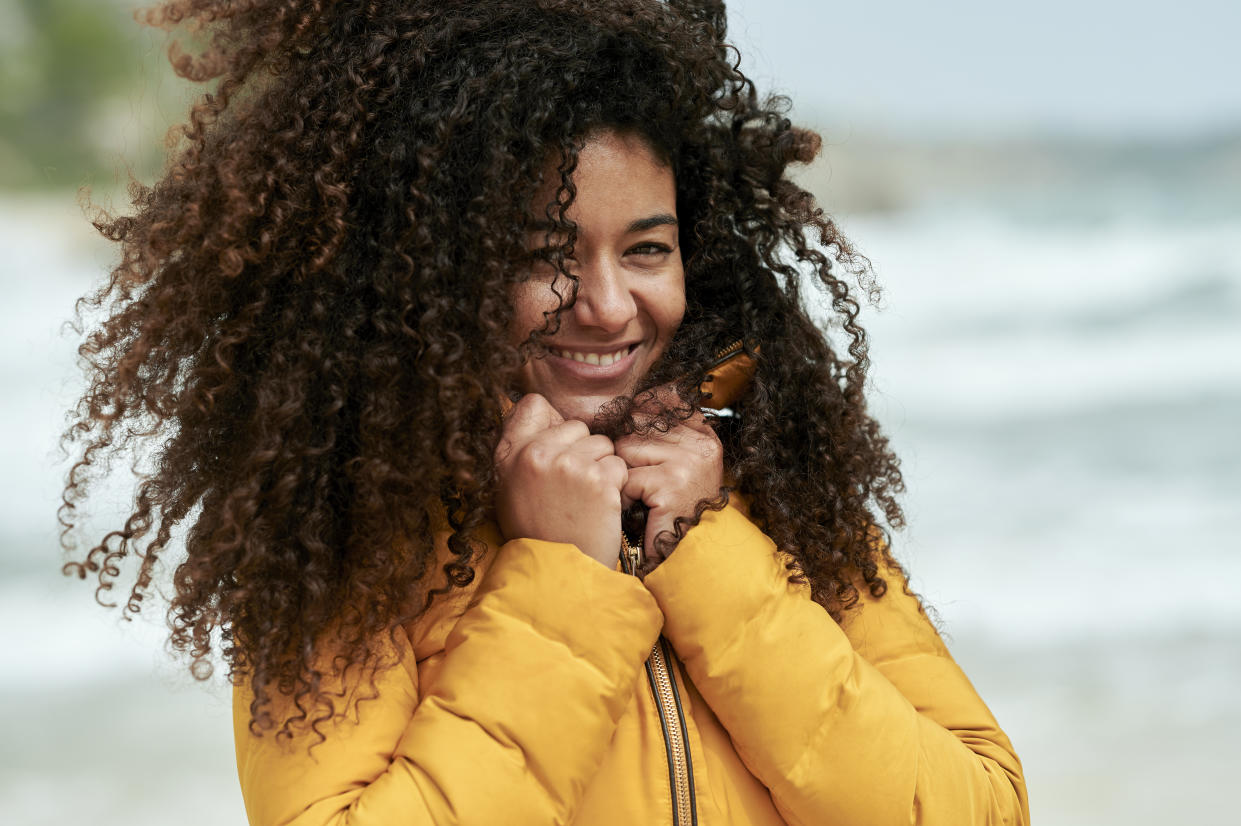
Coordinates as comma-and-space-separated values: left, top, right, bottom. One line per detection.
62, 0, 905, 737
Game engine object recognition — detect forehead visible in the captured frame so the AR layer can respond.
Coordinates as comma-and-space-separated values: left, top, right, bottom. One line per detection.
529, 131, 676, 227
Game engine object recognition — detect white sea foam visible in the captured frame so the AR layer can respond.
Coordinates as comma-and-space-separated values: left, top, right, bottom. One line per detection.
828, 207, 1241, 641
846, 210, 1241, 420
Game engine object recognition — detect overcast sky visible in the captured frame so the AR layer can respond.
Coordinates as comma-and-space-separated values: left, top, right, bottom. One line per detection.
725, 0, 1241, 138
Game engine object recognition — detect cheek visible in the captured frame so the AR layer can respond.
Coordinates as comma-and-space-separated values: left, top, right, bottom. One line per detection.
509, 282, 552, 342
656, 276, 686, 340
660, 304, 685, 340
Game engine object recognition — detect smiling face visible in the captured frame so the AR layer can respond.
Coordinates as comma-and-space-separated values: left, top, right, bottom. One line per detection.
511, 130, 686, 423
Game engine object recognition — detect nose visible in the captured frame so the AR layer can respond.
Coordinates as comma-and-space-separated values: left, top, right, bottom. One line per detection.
570, 258, 637, 333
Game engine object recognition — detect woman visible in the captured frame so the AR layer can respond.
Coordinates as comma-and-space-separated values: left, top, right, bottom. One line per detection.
63, 0, 1028, 823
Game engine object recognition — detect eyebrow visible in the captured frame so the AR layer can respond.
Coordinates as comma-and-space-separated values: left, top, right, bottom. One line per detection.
625, 213, 678, 233
527, 213, 679, 235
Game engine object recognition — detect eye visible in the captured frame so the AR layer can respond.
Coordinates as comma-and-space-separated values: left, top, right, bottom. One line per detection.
627, 242, 672, 256
520, 247, 576, 274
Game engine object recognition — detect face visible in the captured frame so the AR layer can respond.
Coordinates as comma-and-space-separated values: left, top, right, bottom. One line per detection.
511, 130, 686, 423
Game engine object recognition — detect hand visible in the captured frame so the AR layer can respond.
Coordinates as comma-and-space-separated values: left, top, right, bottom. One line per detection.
614, 388, 724, 564
494, 394, 629, 567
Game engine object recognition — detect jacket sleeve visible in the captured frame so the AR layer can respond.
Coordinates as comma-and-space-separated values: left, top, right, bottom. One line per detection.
642, 505, 1029, 826
234, 538, 663, 826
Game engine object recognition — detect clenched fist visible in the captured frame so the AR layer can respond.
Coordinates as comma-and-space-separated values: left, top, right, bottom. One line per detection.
615, 388, 724, 564
494, 394, 630, 567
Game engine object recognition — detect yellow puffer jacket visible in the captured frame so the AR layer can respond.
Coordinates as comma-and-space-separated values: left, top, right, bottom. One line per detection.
233, 498, 1028, 825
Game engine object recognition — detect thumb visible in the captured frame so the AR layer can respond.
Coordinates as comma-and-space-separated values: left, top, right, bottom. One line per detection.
644, 505, 675, 563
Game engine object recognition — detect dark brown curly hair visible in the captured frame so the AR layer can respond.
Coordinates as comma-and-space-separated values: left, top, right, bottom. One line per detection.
62, 0, 906, 736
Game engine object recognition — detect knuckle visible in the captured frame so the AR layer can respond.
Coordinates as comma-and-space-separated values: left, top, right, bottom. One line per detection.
510, 395, 538, 422
552, 451, 578, 475
583, 464, 604, 486
522, 392, 550, 411
603, 456, 627, 481
525, 441, 552, 468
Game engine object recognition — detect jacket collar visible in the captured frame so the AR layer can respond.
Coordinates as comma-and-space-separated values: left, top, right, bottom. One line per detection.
699, 340, 756, 410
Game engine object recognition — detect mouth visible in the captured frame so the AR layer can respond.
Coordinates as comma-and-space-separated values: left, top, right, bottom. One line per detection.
542, 342, 640, 381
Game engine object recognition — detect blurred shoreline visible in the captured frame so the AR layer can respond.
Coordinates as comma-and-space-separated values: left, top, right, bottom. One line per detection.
794, 126, 1241, 220
9, 125, 1241, 218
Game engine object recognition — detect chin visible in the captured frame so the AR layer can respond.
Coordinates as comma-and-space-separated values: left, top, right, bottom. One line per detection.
548, 394, 615, 424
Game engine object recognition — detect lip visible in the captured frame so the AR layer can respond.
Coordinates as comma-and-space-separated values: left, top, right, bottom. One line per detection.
542, 342, 641, 382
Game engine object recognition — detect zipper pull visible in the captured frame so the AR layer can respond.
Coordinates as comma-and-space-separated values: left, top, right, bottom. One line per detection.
620, 532, 642, 576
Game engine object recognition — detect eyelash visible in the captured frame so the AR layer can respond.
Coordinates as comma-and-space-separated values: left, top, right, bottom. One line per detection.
525, 242, 671, 262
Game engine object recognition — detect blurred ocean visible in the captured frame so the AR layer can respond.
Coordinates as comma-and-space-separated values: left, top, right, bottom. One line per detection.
1, 139, 1238, 824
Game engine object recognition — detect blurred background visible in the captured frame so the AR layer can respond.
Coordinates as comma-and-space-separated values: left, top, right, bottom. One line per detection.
2, 0, 1238, 823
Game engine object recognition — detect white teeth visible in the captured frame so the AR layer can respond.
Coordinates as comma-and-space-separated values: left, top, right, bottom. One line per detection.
553, 346, 630, 366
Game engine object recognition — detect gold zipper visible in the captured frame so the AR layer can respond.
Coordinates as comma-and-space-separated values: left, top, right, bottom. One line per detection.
615, 337, 739, 824
708, 338, 745, 369
620, 534, 698, 826
621, 532, 642, 576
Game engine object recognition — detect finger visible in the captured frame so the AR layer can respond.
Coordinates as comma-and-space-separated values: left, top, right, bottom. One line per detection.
615, 426, 716, 464
512, 392, 564, 426
642, 503, 676, 562
516, 420, 593, 470
500, 393, 564, 451
645, 518, 674, 562
532, 419, 592, 449
620, 465, 664, 507
496, 398, 558, 467
597, 454, 629, 492
619, 466, 669, 557
678, 407, 717, 437
670, 416, 724, 462
567, 433, 619, 462
614, 437, 681, 468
